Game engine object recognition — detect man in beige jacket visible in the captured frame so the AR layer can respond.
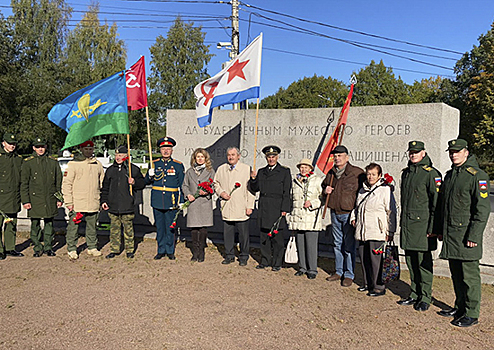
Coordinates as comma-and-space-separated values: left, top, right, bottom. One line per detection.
62, 140, 105, 260
214, 147, 255, 266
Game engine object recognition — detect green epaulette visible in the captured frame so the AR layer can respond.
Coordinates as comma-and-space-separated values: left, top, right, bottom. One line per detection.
49, 155, 57, 160
422, 165, 432, 172
466, 167, 478, 175
24, 156, 34, 161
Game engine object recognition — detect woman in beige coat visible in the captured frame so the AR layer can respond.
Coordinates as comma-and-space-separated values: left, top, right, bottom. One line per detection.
350, 163, 397, 296
287, 159, 323, 279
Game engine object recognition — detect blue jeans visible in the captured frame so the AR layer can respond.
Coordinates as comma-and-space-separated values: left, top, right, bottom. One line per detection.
331, 211, 356, 280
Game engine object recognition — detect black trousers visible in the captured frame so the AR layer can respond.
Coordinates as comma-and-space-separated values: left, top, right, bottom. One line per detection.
223, 220, 250, 262
358, 240, 385, 291
260, 228, 284, 267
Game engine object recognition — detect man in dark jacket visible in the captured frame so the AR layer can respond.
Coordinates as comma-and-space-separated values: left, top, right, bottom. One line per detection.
21, 138, 63, 257
398, 141, 441, 311
101, 145, 146, 259
0, 133, 24, 259
249, 145, 292, 271
436, 139, 490, 327
322, 145, 364, 287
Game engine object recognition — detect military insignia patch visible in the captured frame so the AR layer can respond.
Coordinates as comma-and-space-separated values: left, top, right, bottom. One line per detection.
435, 177, 441, 187
481, 192, 488, 198
479, 180, 488, 191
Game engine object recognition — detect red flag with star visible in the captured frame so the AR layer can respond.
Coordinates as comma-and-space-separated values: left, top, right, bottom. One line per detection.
126, 57, 148, 111
194, 34, 263, 127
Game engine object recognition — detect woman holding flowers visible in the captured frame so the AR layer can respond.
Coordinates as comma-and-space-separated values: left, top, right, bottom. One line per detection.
350, 163, 397, 296
287, 159, 323, 279
182, 148, 215, 262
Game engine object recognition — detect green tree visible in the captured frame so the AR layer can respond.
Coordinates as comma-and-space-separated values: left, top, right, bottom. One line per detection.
0, 14, 21, 133
148, 16, 213, 130
454, 22, 494, 157
352, 60, 413, 106
62, 4, 126, 89
10, 0, 72, 151
260, 75, 348, 109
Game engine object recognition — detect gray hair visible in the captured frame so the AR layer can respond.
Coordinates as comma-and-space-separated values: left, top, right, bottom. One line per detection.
227, 147, 241, 155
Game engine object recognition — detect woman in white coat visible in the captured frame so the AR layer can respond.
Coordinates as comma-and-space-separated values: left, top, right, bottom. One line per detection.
287, 159, 323, 279
350, 163, 397, 296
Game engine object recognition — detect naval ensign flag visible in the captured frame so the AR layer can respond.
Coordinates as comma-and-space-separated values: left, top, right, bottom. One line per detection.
194, 33, 262, 127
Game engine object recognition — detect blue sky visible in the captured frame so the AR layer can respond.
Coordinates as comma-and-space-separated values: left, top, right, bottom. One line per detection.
1, 0, 493, 100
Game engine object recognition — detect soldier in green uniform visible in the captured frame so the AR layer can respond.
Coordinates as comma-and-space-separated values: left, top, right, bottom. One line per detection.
0, 133, 24, 259
437, 139, 490, 327
398, 141, 441, 312
20, 138, 63, 257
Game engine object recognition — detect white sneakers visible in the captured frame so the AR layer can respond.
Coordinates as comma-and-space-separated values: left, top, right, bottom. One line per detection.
68, 251, 78, 260
87, 248, 102, 257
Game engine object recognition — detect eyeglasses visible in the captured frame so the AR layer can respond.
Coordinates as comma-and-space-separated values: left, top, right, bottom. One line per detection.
34, 145, 46, 148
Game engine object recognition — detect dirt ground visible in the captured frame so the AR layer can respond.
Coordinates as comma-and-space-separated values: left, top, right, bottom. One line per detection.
0, 232, 493, 350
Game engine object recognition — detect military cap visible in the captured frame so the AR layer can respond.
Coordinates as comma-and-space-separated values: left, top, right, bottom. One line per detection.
157, 136, 176, 148
297, 158, 314, 170
3, 133, 18, 144
331, 145, 349, 154
33, 137, 47, 147
79, 140, 94, 148
116, 145, 128, 154
262, 145, 281, 156
408, 140, 425, 152
447, 138, 468, 151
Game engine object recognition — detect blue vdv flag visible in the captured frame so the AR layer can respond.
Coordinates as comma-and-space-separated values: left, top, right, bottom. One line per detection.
48, 71, 129, 149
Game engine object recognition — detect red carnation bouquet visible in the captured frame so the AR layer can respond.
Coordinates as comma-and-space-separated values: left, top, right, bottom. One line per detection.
170, 178, 214, 229
221, 182, 241, 211
372, 242, 386, 255
383, 173, 395, 192
72, 212, 84, 224
268, 215, 283, 237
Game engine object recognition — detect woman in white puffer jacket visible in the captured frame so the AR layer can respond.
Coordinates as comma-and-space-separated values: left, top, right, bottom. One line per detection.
287, 159, 323, 279
350, 163, 397, 296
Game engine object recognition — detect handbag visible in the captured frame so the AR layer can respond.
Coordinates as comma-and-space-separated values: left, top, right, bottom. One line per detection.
380, 241, 400, 284
284, 235, 298, 264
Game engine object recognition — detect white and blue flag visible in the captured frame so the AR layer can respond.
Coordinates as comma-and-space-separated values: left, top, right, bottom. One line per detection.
194, 33, 263, 127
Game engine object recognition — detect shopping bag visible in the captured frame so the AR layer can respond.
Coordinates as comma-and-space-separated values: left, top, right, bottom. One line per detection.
381, 242, 400, 283
284, 235, 298, 264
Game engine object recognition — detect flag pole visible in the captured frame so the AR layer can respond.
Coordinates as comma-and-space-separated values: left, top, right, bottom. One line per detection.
321, 75, 356, 219
253, 98, 260, 171
127, 133, 133, 195
145, 106, 154, 169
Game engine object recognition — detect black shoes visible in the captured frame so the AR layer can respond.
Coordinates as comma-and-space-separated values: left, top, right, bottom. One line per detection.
239, 260, 247, 266
438, 308, 459, 318
167, 254, 176, 260
33, 251, 42, 258
0, 253, 5, 260
126, 253, 135, 259
45, 250, 56, 257
221, 258, 234, 265
451, 316, 478, 327
256, 264, 267, 269
272, 266, 281, 272
6, 250, 24, 257
414, 301, 430, 312
307, 273, 316, 280
191, 257, 198, 262
397, 297, 417, 306
357, 286, 368, 292
367, 289, 386, 297
154, 253, 165, 260
197, 258, 204, 263
294, 271, 305, 276
106, 253, 117, 259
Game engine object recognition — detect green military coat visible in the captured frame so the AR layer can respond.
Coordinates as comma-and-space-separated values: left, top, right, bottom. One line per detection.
0, 147, 23, 213
400, 154, 441, 251
438, 155, 490, 261
20, 153, 62, 218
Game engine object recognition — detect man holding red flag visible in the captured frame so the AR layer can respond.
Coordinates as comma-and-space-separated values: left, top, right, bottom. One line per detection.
322, 146, 364, 287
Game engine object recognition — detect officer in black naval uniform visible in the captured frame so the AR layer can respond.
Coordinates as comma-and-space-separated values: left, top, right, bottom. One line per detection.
145, 137, 185, 260
249, 146, 292, 271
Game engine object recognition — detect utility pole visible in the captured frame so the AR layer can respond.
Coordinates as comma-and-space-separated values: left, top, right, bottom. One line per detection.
231, 0, 239, 60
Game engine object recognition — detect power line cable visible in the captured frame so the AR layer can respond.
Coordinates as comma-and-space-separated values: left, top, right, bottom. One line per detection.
240, 1, 464, 55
